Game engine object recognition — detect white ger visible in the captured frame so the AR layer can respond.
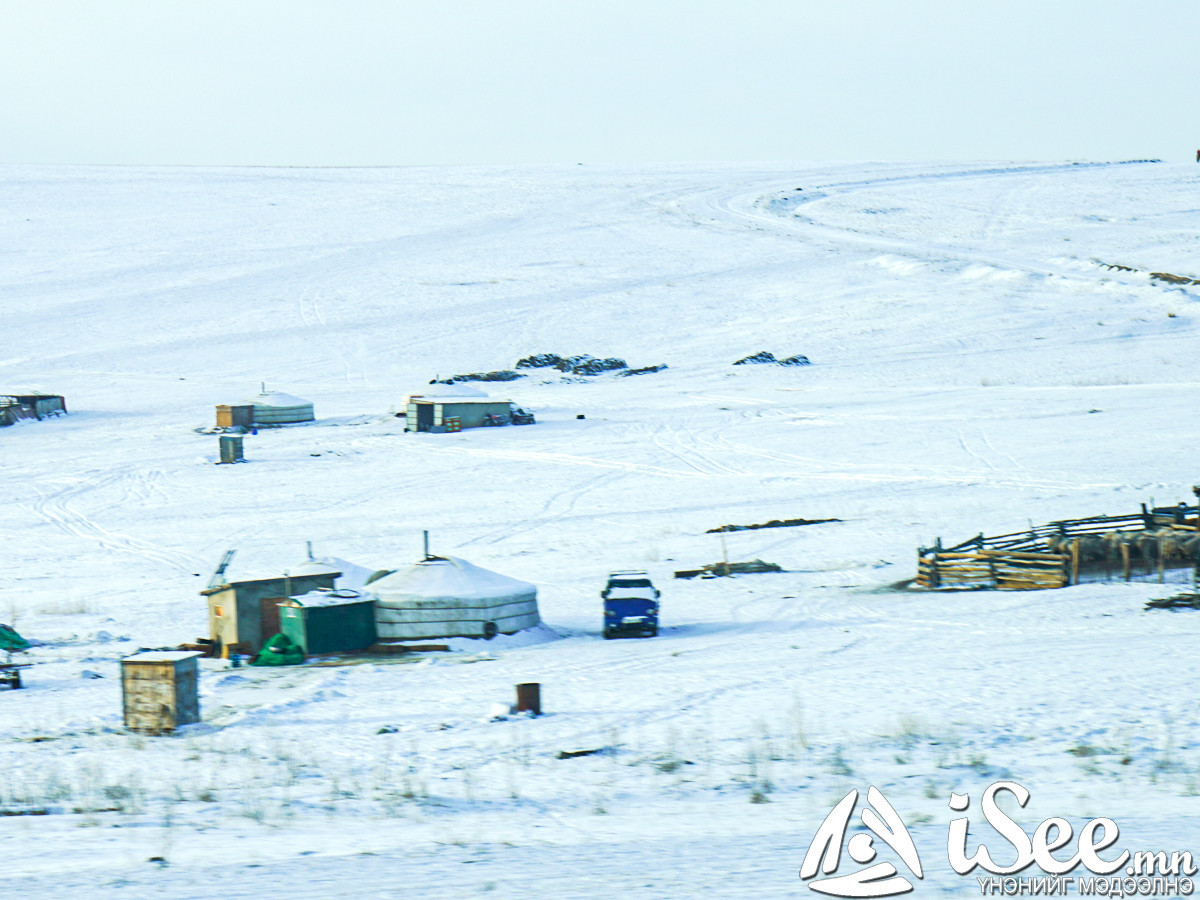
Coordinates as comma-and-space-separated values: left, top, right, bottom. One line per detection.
370, 556, 540, 641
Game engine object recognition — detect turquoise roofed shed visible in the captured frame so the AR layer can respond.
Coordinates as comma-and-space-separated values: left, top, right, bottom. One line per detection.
279, 588, 377, 656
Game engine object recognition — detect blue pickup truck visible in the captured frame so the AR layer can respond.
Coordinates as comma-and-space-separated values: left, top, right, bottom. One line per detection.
601, 571, 660, 639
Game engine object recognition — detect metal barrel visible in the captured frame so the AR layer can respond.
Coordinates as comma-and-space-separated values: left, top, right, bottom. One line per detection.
515, 682, 541, 716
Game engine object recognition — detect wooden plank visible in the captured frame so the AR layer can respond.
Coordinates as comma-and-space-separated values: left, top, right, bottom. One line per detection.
991, 562, 1066, 571
995, 568, 1064, 579
996, 572, 1067, 586
995, 566, 1065, 578
986, 550, 1068, 562
929, 550, 1065, 563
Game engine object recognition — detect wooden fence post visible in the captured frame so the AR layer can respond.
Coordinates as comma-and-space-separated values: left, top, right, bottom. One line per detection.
1121, 542, 1131, 582
1071, 539, 1081, 586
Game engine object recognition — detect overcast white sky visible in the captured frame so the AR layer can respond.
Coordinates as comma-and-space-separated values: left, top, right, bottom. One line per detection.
2, 0, 1197, 166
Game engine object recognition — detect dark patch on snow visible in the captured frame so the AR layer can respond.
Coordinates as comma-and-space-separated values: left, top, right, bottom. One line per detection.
733, 351, 776, 365
452, 354, 668, 382
431, 371, 526, 384
555, 355, 628, 375
733, 351, 811, 367
706, 517, 840, 533
556, 746, 617, 759
619, 364, 668, 376
515, 352, 667, 377
1094, 259, 1200, 286
515, 353, 565, 369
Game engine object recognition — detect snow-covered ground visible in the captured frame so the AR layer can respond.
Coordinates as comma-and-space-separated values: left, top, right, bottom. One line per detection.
2, 160, 1199, 898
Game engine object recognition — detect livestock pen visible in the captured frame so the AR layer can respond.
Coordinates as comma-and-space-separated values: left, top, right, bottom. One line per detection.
917, 496, 1200, 591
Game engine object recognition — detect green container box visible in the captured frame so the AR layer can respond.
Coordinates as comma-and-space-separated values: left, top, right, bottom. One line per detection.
279, 593, 377, 656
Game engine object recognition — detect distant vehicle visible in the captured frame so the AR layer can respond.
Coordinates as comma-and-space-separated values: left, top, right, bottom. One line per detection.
601, 571, 660, 639
510, 406, 536, 425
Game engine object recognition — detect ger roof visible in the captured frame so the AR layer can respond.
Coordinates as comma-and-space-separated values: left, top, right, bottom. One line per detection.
370, 556, 535, 601
244, 391, 312, 407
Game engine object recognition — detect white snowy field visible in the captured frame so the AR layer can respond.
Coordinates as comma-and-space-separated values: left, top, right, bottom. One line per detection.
2, 159, 1200, 898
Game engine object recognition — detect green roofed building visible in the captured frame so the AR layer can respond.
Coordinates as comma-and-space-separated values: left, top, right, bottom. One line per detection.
279, 588, 377, 656
203, 560, 341, 655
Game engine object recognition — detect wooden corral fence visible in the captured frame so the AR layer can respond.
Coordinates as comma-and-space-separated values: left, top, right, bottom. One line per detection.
917, 549, 1069, 590
917, 498, 1200, 591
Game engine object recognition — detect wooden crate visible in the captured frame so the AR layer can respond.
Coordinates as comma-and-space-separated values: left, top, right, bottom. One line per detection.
121, 651, 202, 733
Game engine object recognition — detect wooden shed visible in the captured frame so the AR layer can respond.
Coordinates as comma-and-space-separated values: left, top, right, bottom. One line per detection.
279, 589, 377, 655
203, 562, 341, 655
121, 651, 202, 733
215, 404, 254, 428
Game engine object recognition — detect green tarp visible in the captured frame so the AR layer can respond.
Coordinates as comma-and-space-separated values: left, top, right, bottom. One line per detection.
250, 632, 305, 666
0, 624, 30, 653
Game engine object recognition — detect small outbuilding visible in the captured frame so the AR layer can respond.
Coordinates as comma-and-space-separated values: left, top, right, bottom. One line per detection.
203, 560, 341, 655
279, 588, 377, 655
218, 434, 245, 463
405, 397, 521, 432
215, 404, 254, 428
371, 556, 540, 640
1, 393, 67, 426
121, 651, 202, 733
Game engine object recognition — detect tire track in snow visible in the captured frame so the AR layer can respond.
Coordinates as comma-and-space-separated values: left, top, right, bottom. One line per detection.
645, 420, 748, 478
32, 469, 205, 575
706, 160, 1200, 330
707, 410, 1107, 492
458, 468, 629, 548
404, 441, 708, 480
